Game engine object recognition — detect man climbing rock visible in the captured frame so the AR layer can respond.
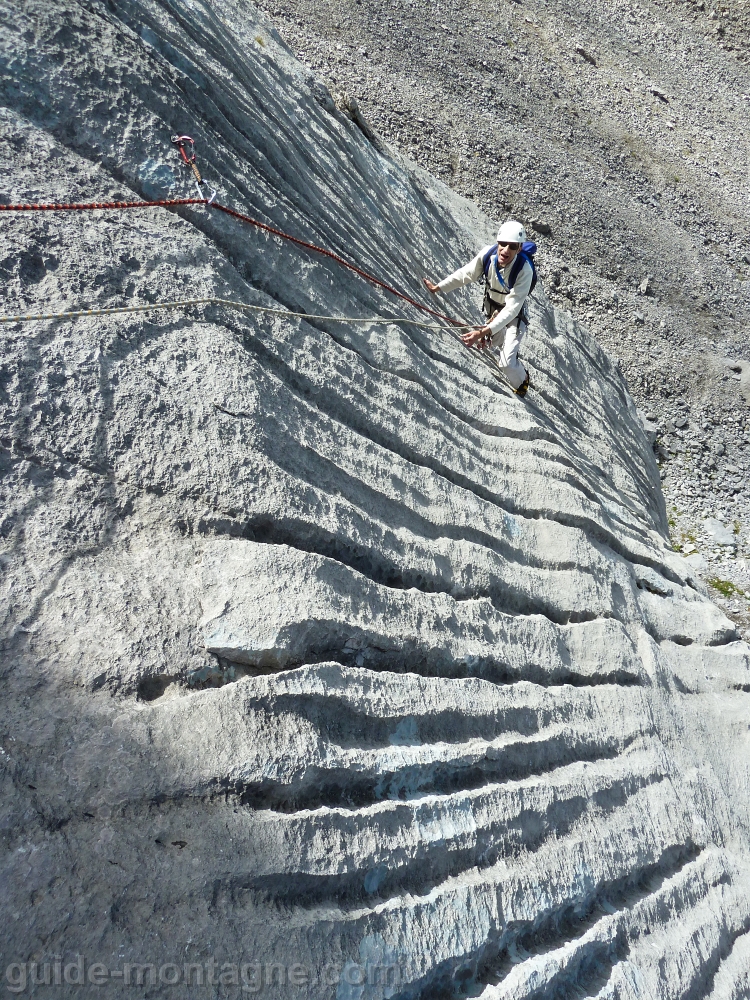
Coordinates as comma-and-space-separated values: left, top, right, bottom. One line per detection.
424, 220, 534, 396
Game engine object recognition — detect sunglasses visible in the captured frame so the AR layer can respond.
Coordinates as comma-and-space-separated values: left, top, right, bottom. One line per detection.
497, 241, 520, 250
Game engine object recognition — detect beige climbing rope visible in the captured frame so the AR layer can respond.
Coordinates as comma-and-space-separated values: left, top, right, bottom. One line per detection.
0, 296, 473, 331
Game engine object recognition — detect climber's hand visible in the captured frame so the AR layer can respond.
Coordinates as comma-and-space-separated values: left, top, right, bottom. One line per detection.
461, 326, 492, 349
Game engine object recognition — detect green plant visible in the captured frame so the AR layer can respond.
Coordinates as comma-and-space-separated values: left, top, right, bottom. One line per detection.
255, 34, 265, 46
734, 520, 741, 535
707, 577, 739, 598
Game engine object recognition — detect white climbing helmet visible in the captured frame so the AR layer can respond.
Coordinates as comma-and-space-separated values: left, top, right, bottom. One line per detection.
497, 219, 526, 245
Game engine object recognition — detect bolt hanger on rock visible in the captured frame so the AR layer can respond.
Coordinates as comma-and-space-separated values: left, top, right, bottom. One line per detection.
171, 134, 215, 202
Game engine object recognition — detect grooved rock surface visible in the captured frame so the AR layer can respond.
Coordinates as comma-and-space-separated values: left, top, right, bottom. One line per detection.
1, 1, 750, 997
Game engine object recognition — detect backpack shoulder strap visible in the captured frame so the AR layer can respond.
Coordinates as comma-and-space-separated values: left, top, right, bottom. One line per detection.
481, 244, 496, 277
508, 251, 530, 290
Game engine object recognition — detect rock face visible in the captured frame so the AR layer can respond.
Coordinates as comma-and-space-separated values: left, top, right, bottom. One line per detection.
1, 1, 750, 997
268, 0, 750, 640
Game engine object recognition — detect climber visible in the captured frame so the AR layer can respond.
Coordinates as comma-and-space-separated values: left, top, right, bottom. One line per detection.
423, 220, 534, 396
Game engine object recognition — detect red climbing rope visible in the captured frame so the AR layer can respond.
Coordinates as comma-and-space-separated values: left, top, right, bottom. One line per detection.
0, 199, 206, 211
0, 198, 467, 329
207, 201, 466, 327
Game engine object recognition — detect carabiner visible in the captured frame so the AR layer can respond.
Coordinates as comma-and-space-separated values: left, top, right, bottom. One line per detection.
171, 134, 196, 165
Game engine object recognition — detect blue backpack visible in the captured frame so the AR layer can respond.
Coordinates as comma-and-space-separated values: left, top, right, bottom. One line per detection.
482, 240, 538, 294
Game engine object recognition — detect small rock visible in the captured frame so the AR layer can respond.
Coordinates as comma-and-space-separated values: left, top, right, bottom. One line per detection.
575, 46, 597, 66
638, 275, 653, 295
331, 90, 382, 147
638, 409, 658, 445
530, 219, 552, 236
703, 518, 736, 547
649, 85, 669, 103
633, 312, 645, 325
684, 553, 708, 573
675, 415, 688, 429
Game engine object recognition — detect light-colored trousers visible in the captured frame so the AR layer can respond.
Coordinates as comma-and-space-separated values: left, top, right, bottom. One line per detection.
490, 318, 527, 389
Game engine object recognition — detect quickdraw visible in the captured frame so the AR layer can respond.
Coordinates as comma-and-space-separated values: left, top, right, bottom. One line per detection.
171, 135, 215, 201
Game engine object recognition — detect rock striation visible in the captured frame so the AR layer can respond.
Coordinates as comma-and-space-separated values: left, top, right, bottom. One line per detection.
269, 0, 750, 639
1, 0, 750, 997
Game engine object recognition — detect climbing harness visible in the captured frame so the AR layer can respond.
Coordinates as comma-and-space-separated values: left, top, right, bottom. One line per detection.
171, 135, 215, 201
0, 198, 529, 395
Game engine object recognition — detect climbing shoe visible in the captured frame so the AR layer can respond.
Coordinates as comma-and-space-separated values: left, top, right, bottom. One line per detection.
514, 371, 530, 397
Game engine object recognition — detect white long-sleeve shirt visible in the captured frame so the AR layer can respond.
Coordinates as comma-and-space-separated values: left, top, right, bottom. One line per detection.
436, 245, 533, 338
